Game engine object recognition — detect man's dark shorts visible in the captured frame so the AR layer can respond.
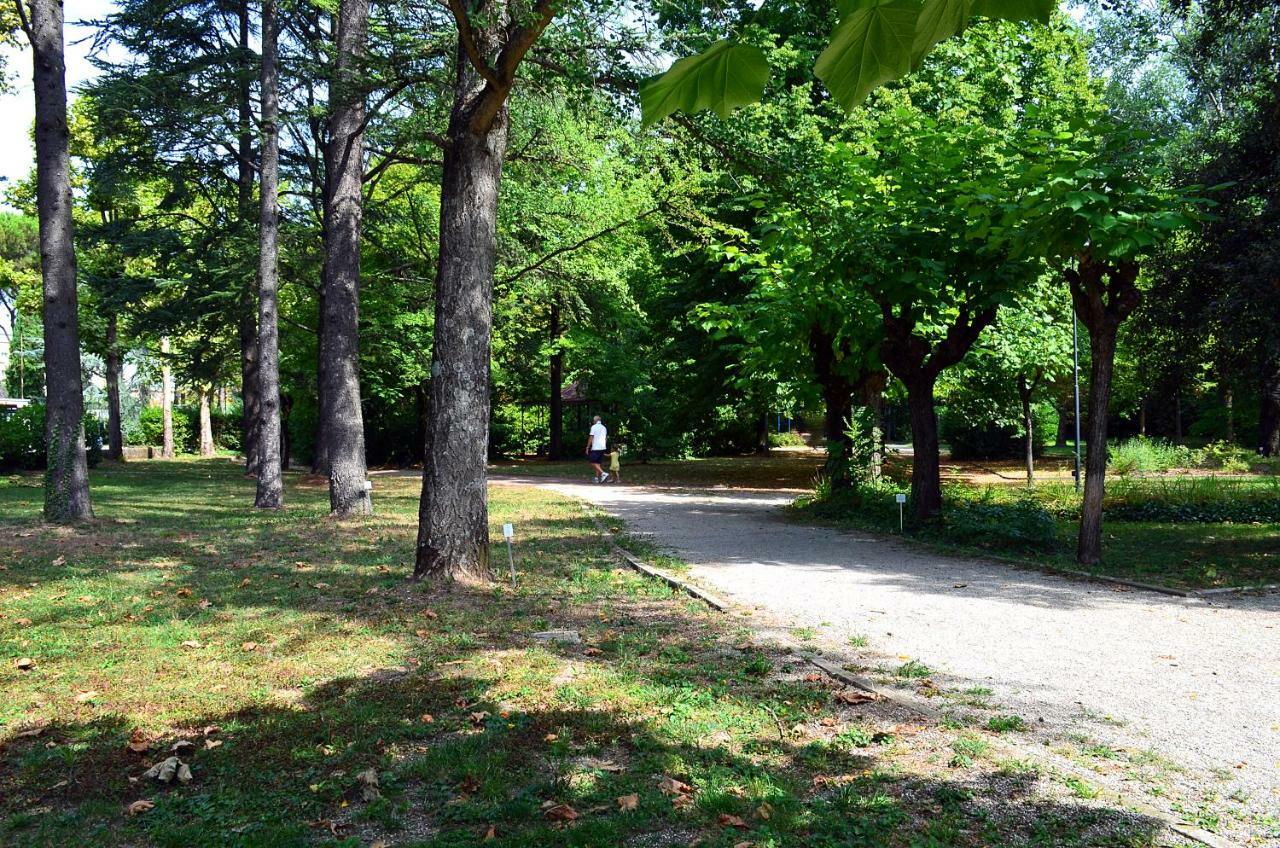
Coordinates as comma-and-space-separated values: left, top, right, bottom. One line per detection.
589, 450, 606, 464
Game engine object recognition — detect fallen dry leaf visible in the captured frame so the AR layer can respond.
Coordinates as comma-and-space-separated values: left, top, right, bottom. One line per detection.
469, 711, 490, 725
718, 813, 749, 829
171, 740, 196, 756
241, 641, 258, 652
834, 688, 878, 705
482, 824, 497, 841
458, 775, 480, 794
616, 793, 639, 812
197, 599, 212, 609
52, 556, 66, 566
543, 733, 558, 743
756, 802, 773, 819
15, 618, 32, 626
15, 724, 47, 739
657, 776, 693, 796
422, 609, 439, 619
583, 647, 603, 657
126, 729, 150, 752
671, 793, 696, 810
371, 841, 389, 848
181, 640, 202, 649
239, 578, 251, 588
414, 629, 429, 637
75, 691, 99, 703
14, 657, 35, 671
356, 768, 381, 802
204, 738, 223, 750
420, 713, 434, 724
126, 799, 154, 815
542, 802, 579, 822
312, 582, 330, 590
176, 588, 192, 597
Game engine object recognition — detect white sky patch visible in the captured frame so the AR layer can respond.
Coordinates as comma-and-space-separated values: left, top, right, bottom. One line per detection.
1, 0, 121, 209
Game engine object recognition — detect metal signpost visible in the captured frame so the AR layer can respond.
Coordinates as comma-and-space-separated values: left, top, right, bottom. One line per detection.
1072, 314, 1082, 492
895, 493, 907, 532
502, 523, 517, 585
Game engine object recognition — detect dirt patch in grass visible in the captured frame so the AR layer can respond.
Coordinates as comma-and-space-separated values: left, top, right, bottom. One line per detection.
0, 460, 1195, 846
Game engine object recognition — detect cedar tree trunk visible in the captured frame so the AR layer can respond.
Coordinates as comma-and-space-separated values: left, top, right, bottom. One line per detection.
237, 0, 260, 478
199, 387, 215, 456
254, 0, 284, 509
320, 0, 371, 516
160, 337, 175, 458
25, 0, 92, 521
809, 324, 855, 489
105, 313, 123, 461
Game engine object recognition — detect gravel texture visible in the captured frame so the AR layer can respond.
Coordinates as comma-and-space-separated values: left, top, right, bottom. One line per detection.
539, 480, 1280, 837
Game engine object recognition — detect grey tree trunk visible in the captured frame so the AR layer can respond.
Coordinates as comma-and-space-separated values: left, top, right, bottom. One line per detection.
1261, 365, 1280, 457
1018, 374, 1034, 486
904, 375, 943, 518
199, 387, 215, 456
416, 115, 507, 580
414, 0, 555, 580
105, 313, 123, 461
238, 0, 260, 479
320, 0, 371, 516
160, 336, 175, 458
254, 0, 284, 509
25, 0, 92, 522
1067, 255, 1141, 566
548, 299, 563, 459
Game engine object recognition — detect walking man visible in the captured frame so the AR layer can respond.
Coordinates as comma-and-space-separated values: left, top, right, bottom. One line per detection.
586, 415, 609, 483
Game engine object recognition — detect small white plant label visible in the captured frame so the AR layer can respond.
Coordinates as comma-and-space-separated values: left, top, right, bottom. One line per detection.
895, 494, 907, 504
502, 523, 515, 539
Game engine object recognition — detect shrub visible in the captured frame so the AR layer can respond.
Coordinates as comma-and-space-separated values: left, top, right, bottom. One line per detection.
941, 497, 1059, 552
0, 404, 106, 470
1198, 440, 1252, 473
1107, 437, 1196, 476
0, 404, 45, 470
941, 403, 1055, 461
1106, 476, 1280, 523
138, 405, 193, 451
768, 430, 808, 448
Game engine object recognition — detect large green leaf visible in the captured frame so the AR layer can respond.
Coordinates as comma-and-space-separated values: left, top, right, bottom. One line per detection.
911, 0, 974, 67
815, 0, 920, 111
638, 40, 770, 128
970, 0, 1056, 21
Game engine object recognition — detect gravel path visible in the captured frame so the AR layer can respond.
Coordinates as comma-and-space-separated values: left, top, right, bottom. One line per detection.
535, 479, 1280, 832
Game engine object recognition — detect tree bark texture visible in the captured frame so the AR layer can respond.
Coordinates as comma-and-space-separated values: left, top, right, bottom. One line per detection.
548, 298, 563, 459
1018, 373, 1036, 486
105, 313, 123, 461
160, 336, 175, 458
199, 387, 215, 456
809, 324, 855, 490
254, 0, 284, 509
1066, 254, 1141, 566
311, 287, 330, 475
415, 0, 556, 580
320, 0, 371, 516
1261, 364, 1280, 457
237, 0, 260, 478
879, 303, 995, 521
26, 0, 92, 521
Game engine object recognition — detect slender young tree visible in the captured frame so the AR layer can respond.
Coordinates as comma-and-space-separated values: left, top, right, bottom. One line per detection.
104, 313, 123, 461
254, 0, 284, 509
321, 0, 371, 516
15, 0, 93, 521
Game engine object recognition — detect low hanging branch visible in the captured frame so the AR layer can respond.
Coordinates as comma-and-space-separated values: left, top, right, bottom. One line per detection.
497, 204, 665, 287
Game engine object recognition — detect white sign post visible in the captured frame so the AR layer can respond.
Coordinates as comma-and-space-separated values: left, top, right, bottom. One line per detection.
502, 523, 517, 585
895, 493, 907, 533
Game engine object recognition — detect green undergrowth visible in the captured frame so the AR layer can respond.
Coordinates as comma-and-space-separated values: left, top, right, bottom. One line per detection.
0, 460, 1186, 846
792, 476, 1279, 589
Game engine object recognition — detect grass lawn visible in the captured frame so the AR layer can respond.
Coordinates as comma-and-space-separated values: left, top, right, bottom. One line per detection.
0, 461, 1194, 846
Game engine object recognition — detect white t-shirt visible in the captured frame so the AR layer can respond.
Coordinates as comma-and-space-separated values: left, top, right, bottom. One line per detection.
589, 422, 607, 451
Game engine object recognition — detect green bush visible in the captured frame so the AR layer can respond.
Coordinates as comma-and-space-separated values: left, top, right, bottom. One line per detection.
768, 430, 808, 448
1107, 437, 1196, 476
941, 498, 1059, 551
138, 405, 193, 451
941, 403, 1055, 460
1106, 476, 1280, 523
0, 404, 106, 470
0, 404, 45, 469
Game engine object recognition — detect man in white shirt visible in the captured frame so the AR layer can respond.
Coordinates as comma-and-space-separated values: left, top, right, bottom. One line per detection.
585, 415, 609, 483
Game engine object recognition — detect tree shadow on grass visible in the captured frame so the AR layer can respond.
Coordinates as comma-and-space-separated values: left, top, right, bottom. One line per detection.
0, 656, 1179, 848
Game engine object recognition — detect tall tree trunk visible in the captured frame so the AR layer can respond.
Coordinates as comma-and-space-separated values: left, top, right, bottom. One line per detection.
1223, 384, 1235, 444
280, 393, 293, 469
311, 289, 330, 474
25, 0, 91, 521
254, 0, 284, 509
415, 57, 510, 581
904, 375, 943, 519
755, 409, 769, 454
105, 313, 123, 461
199, 387, 215, 456
547, 298, 563, 459
1067, 255, 1141, 566
810, 324, 854, 490
320, 0, 370, 516
238, 0, 260, 478
1173, 391, 1183, 443
866, 390, 885, 481
1137, 398, 1146, 437
1077, 327, 1116, 565
1260, 364, 1280, 457
1018, 374, 1034, 486
160, 336, 175, 458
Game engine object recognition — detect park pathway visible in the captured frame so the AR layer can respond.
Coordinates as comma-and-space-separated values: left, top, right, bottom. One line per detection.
525, 479, 1280, 829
